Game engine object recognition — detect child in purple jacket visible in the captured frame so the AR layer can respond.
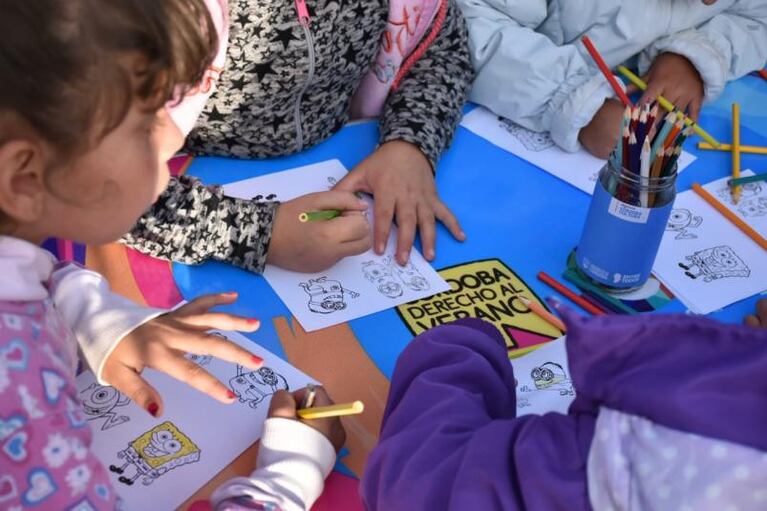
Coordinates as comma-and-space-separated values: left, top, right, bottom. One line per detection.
362, 300, 767, 510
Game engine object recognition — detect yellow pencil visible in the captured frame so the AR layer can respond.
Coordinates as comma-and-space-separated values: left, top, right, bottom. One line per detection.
697, 142, 767, 155
732, 103, 741, 204
520, 297, 567, 333
617, 66, 721, 148
297, 401, 365, 419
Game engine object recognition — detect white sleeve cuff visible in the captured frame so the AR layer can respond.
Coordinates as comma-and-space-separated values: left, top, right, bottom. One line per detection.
50, 264, 166, 384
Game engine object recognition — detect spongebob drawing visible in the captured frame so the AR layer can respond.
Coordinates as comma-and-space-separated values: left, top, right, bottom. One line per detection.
109, 422, 200, 486
80, 383, 131, 431
299, 277, 360, 314
666, 209, 703, 240
498, 117, 555, 152
679, 245, 751, 282
229, 366, 289, 409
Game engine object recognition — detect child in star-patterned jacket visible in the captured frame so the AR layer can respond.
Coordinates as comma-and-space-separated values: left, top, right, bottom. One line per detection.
122, 0, 475, 275
1, 2, 346, 510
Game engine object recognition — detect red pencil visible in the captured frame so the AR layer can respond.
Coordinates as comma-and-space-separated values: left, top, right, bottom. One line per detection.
759, 69, 767, 81
581, 35, 632, 107
537, 271, 606, 316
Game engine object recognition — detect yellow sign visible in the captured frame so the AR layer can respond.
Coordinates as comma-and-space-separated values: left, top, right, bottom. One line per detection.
396, 259, 562, 355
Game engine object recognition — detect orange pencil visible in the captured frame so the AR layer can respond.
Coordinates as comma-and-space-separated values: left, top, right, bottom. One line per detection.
663, 116, 684, 149
520, 297, 567, 333
692, 183, 767, 251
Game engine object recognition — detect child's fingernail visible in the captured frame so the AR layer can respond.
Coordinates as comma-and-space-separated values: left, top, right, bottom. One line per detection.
226, 390, 236, 400
251, 355, 263, 365
223, 292, 238, 298
427, 250, 435, 259
376, 243, 384, 253
247, 318, 260, 326
147, 402, 159, 417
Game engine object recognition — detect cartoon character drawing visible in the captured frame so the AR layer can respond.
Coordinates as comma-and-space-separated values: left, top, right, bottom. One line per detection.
251, 193, 278, 201
520, 362, 574, 396
738, 197, 767, 218
498, 117, 555, 152
666, 208, 703, 240
80, 383, 131, 431
391, 259, 430, 291
229, 366, 289, 409
678, 245, 751, 282
299, 277, 360, 314
109, 422, 200, 486
716, 182, 762, 205
362, 260, 403, 298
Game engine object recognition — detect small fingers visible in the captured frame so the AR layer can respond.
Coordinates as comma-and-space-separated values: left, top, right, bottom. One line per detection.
177, 312, 260, 333
744, 315, 761, 328
106, 364, 163, 417
395, 201, 418, 265
435, 202, 466, 242
268, 389, 298, 419
167, 331, 263, 370
417, 203, 436, 261
688, 98, 702, 122
174, 292, 239, 317
373, 196, 395, 254
158, 352, 236, 404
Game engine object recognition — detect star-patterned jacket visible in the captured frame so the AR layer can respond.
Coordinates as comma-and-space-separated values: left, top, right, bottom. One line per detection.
122, 0, 474, 274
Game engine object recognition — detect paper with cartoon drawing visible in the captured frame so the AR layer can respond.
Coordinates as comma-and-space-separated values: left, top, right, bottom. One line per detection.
76, 330, 315, 510
510, 336, 574, 416
653, 174, 767, 314
710, 169, 767, 238
223, 160, 450, 331
460, 107, 696, 195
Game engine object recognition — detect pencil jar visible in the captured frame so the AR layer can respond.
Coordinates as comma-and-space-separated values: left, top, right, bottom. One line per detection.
575, 157, 676, 291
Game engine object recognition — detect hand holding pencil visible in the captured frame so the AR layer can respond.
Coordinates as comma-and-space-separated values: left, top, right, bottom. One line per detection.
268, 386, 347, 452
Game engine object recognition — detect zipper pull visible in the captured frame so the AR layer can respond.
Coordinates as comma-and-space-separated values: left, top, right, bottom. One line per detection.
295, 0, 310, 26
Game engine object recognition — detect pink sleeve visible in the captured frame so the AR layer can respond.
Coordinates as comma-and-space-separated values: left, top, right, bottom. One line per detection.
0, 305, 120, 510
166, 0, 230, 136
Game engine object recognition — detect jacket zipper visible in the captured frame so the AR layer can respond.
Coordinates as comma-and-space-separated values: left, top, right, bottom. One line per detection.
293, 0, 315, 152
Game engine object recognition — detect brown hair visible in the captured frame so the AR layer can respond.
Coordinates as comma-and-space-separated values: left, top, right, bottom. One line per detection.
0, 0, 218, 157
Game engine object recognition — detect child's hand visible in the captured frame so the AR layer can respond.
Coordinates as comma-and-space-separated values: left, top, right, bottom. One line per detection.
334, 140, 466, 265
268, 387, 346, 452
635, 52, 705, 120
579, 98, 625, 159
744, 299, 767, 328
267, 191, 371, 272
101, 292, 264, 417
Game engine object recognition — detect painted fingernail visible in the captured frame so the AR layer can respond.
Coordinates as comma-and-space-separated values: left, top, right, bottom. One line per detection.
226, 390, 236, 400
147, 402, 159, 417
251, 355, 263, 365
247, 318, 260, 326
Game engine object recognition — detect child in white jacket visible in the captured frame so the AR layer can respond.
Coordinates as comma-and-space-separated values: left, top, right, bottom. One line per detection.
458, 0, 767, 158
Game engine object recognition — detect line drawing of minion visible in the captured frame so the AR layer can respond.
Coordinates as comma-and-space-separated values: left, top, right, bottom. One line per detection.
299, 276, 360, 314
362, 260, 404, 298
229, 366, 289, 409
678, 245, 751, 282
520, 362, 574, 397
109, 422, 200, 486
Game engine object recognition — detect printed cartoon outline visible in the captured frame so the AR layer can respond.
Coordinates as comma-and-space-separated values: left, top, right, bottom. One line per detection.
299, 277, 360, 314
228, 365, 289, 409
678, 245, 751, 282
519, 362, 574, 397
716, 182, 763, 205
497, 117, 555, 152
250, 193, 277, 201
666, 208, 703, 240
362, 259, 404, 298
109, 422, 200, 486
736, 196, 767, 218
80, 383, 131, 431
391, 259, 430, 292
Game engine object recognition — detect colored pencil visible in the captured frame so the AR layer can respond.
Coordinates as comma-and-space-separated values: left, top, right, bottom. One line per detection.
520, 297, 567, 333
617, 66, 721, 148
299, 209, 341, 222
628, 132, 639, 174
697, 142, 767, 155
651, 112, 676, 163
692, 183, 767, 251
579, 293, 612, 315
536, 271, 606, 316
297, 401, 365, 419
729, 173, 767, 187
581, 36, 632, 107
732, 103, 741, 204
562, 269, 638, 315
640, 137, 651, 207
663, 116, 684, 149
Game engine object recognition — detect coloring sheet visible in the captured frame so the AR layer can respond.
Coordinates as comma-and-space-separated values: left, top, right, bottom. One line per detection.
223, 160, 450, 332
460, 107, 696, 194
708, 169, 767, 238
76, 330, 315, 510
654, 174, 767, 314
511, 336, 575, 417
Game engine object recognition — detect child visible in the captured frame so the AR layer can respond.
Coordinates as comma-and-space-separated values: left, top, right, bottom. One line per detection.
362, 301, 767, 510
457, 0, 767, 158
121, 0, 474, 273
1, 1, 343, 509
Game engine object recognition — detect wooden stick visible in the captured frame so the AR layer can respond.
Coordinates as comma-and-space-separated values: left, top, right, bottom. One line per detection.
520, 297, 566, 333
692, 183, 767, 251
697, 142, 767, 155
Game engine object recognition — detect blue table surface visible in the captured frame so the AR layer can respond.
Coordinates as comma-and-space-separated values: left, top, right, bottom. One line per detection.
174, 75, 767, 379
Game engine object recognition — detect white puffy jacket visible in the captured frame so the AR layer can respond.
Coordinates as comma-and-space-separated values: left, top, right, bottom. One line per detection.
458, 0, 767, 152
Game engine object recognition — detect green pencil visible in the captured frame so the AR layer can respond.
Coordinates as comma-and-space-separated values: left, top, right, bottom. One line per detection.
563, 269, 637, 315
728, 173, 767, 187
298, 209, 341, 222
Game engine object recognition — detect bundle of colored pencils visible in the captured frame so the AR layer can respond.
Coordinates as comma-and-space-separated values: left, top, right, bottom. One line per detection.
610, 101, 691, 207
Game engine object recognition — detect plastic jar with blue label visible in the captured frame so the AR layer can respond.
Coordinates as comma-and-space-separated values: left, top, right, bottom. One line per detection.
576, 157, 676, 292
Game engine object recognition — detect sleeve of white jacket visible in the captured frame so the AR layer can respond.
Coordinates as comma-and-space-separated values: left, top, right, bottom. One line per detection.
50, 264, 166, 384
210, 418, 337, 511
457, 0, 620, 152
639, 1, 767, 101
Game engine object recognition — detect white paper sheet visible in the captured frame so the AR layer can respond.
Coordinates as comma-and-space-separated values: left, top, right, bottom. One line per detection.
460, 107, 696, 194
706, 169, 767, 238
76, 331, 315, 510
653, 174, 767, 314
511, 337, 575, 416
223, 160, 450, 332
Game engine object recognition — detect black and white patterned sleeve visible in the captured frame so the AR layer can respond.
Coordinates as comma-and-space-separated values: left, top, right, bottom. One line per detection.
121, 176, 278, 274
378, 0, 474, 169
